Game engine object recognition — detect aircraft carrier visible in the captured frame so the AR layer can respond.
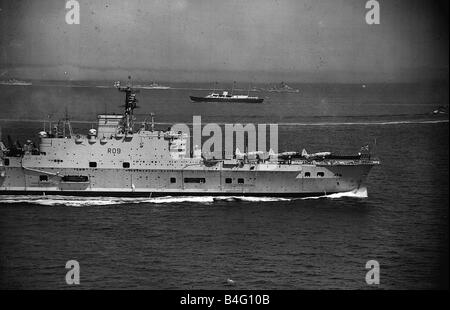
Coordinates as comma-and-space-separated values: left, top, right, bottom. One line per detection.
0, 81, 379, 197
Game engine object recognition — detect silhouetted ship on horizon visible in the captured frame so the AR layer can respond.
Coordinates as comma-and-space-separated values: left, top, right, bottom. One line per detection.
190, 90, 264, 103
266, 82, 299, 93
0, 78, 32, 86
133, 81, 171, 90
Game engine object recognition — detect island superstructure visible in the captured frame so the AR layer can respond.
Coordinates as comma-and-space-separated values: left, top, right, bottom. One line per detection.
0, 80, 379, 197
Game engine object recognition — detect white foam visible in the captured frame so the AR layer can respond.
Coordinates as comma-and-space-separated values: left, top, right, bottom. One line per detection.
145, 196, 215, 204
0, 189, 367, 206
0, 195, 133, 207
0, 195, 221, 207
299, 187, 368, 200
0, 195, 292, 206
215, 196, 292, 202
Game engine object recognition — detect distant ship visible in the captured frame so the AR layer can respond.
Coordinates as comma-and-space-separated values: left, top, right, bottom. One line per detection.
266, 82, 299, 93
133, 81, 170, 90
190, 91, 264, 103
0, 78, 32, 86
432, 106, 448, 115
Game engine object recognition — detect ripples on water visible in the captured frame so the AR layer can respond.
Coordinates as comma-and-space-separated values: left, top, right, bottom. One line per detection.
0, 83, 448, 289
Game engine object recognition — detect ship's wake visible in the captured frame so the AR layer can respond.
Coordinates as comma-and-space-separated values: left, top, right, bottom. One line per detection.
0, 195, 291, 207
0, 189, 367, 206
0, 195, 214, 207
299, 187, 368, 200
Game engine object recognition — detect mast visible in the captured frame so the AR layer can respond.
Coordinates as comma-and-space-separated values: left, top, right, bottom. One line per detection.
103, 102, 108, 124
115, 76, 139, 134
64, 107, 73, 138
150, 113, 155, 132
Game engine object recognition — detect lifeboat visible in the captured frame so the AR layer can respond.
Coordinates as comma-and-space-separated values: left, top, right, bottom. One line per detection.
75, 135, 83, 144
125, 133, 133, 140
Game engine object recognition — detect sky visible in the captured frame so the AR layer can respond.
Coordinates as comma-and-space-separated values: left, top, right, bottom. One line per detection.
0, 0, 448, 82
